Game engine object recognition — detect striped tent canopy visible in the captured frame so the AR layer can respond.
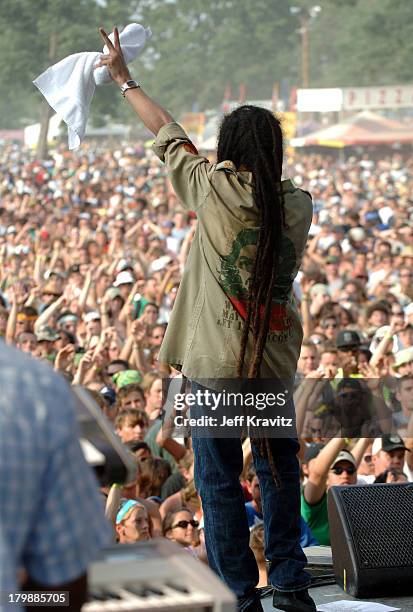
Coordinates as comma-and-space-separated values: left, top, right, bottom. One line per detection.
291, 111, 413, 148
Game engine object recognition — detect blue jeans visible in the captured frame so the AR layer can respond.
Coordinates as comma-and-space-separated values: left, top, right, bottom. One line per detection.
191, 382, 310, 601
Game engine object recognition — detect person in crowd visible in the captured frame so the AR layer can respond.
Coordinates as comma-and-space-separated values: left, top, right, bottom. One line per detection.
371, 434, 412, 478
393, 375, 413, 434
356, 442, 376, 484
245, 464, 318, 547
374, 468, 408, 483
301, 439, 370, 545
115, 408, 149, 444
249, 524, 268, 588
116, 382, 145, 411
162, 507, 200, 550
115, 499, 151, 543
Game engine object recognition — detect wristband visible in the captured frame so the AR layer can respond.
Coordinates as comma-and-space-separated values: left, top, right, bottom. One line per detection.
120, 80, 140, 97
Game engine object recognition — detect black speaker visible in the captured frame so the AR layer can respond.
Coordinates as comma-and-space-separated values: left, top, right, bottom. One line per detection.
328, 483, 413, 598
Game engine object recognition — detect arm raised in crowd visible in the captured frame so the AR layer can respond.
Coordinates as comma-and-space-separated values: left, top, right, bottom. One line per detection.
350, 438, 374, 466
304, 437, 347, 506
34, 293, 67, 334
5, 284, 28, 344
300, 276, 315, 338
369, 320, 397, 369
405, 411, 413, 472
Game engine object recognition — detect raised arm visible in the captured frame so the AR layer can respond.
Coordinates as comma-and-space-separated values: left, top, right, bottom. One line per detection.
96, 28, 174, 136
304, 437, 346, 505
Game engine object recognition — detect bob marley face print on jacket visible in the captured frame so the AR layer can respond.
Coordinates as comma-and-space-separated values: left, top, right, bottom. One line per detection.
218, 228, 297, 333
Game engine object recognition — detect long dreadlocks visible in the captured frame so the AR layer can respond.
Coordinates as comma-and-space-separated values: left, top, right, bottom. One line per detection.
217, 105, 286, 483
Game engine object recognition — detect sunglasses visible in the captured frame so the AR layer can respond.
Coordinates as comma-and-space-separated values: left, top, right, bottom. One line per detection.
171, 519, 199, 530
331, 466, 356, 475
339, 346, 359, 353
337, 391, 360, 400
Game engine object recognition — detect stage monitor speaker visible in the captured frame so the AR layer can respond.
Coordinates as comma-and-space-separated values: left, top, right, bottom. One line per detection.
328, 483, 413, 598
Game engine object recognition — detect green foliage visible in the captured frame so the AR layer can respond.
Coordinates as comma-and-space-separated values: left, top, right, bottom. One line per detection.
0, 0, 133, 127
308, 0, 413, 87
0, 0, 411, 129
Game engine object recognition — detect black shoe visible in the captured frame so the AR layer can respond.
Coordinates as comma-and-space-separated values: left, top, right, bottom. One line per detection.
237, 591, 264, 612
273, 588, 316, 612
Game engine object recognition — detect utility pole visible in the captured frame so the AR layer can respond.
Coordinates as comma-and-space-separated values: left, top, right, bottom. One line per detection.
290, 5, 321, 89
301, 17, 309, 89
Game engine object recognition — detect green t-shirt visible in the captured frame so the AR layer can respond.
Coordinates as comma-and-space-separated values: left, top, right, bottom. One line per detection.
144, 419, 177, 472
301, 491, 330, 546
133, 297, 150, 320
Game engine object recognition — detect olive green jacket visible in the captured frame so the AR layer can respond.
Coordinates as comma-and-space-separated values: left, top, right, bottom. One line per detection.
153, 122, 312, 383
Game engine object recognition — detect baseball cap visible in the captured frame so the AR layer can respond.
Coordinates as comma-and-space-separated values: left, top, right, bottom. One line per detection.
393, 347, 413, 370
336, 378, 363, 393
58, 312, 78, 325
113, 369, 142, 388
114, 270, 135, 287
100, 386, 117, 406
326, 255, 340, 265
372, 434, 409, 456
331, 450, 357, 469
36, 326, 60, 342
405, 303, 413, 317
105, 287, 122, 301
310, 283, 330, 298
303, 443, 324, 464
83, 311, 101, 323
44, 269, 65, 280
41, 284, 62, 297
349, 227, 365, 242
336, 330, 361, 349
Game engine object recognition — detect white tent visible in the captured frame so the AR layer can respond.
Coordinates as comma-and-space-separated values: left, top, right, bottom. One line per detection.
24, 114, 62, 148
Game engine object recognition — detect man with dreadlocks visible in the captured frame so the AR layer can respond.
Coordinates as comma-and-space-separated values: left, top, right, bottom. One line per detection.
98, 26, 315, 612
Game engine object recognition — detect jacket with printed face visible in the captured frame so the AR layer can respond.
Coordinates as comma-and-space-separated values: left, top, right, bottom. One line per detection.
153, 123, 313, 384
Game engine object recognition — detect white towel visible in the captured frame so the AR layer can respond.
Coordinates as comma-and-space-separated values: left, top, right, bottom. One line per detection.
33, 24, 151, 149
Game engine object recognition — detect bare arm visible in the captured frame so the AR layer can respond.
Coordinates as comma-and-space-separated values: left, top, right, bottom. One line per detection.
96, 28, 175, 136
301, 294, 313, 338
294, 372, 325, 438
369, 321, 396, 368
405, 411, 413, 472
157, 263, 180, 308
155, 416, 187, 462
77, 270, 93, 314
34, 294, 66, 334
350, 438, 373, 467
304, 437, 346, 505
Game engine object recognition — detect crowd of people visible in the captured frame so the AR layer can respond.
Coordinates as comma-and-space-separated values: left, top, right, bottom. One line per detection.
0, 133, 412, 578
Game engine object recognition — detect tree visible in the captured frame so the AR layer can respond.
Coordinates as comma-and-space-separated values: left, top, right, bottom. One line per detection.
308, 0, 413, 87
0, 0, 134, 144
0, 0, 411, 142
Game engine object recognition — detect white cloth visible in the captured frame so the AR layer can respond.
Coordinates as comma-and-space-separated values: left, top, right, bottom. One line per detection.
33, 24, 151, 149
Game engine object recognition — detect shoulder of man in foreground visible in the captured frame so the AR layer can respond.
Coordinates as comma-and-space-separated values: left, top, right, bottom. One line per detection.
0, 340, 113, 605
